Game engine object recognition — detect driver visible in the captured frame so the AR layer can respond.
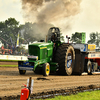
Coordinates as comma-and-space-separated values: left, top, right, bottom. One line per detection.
51, 32, 57, 42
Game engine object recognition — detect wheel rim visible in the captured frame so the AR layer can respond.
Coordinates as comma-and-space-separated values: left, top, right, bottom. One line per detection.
67, 52, 72, 69
46, 65, 50, 75
88, 64, 91, 73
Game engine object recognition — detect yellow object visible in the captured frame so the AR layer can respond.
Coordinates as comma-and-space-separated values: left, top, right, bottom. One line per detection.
36, 56, 38, 60
88, 44, 96, 52
46, 64, 50, 75
40, 47, 47, 49
16, 33, 19, 47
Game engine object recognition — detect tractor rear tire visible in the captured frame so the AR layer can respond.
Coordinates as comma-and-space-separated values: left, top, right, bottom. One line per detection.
19, 70, 26, 75
42, 63, 50, 76
55, 44, 75, 75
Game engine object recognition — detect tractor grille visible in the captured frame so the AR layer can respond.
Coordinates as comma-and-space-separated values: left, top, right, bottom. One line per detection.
29, 46, 39, 56
41, 49, 46, 59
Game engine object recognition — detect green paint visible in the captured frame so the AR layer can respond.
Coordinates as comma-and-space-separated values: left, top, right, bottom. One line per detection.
82, 32, 86, 43
19, 38, 62, 72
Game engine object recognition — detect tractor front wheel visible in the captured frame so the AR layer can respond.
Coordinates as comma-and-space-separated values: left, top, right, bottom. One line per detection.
42, 63, 50, 76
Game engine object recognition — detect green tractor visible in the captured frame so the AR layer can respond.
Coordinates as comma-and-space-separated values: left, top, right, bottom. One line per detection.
18, 27, 87, 76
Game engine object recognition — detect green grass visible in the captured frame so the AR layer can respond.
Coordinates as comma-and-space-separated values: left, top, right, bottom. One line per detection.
0, 65, 18, 67
0, 59, 25, 62
37, 90, 100, 100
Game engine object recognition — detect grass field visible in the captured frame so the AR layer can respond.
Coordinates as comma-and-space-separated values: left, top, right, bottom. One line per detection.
0, 60, 24, 62
0, 60, 18, 67
0, 65, 18, 67
40, 90, 100, 100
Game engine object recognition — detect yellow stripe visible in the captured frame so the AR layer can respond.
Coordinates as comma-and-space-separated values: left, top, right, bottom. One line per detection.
40, 47, 47, 49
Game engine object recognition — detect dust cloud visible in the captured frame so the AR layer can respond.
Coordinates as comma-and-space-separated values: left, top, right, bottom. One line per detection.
21, 0, 82, 40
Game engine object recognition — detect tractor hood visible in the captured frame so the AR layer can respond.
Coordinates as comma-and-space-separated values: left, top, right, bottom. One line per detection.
28, 42, 53, 60
29, 42, 53, 48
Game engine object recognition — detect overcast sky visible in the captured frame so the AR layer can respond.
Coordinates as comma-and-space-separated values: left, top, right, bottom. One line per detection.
0, 0, 100, 42
0, 0, 24, 24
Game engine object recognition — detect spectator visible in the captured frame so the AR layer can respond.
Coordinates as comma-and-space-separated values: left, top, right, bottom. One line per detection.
12, 45, 16, 55
1, 45, 4, 54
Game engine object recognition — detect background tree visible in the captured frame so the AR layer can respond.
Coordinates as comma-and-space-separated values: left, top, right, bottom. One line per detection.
87, 32, 100, 48
60, 33, 65, 42
87, 32, 96, 44
0, 17, 65, 50
70, 32, 82, 43
0, 18, 20, 48
19, 22, 36, 44
19, 22, 54, 43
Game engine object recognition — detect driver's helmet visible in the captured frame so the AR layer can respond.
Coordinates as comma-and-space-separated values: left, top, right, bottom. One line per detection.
51, 32, 57, 42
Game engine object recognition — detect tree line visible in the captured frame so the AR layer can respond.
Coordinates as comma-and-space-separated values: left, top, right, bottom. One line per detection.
0, 17, 46, 48
0, 17, 99, 49
70, 32, 100, 48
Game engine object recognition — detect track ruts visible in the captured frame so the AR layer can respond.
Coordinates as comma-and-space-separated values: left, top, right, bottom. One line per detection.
0, 84, 100, 100
0, 67, 100, 99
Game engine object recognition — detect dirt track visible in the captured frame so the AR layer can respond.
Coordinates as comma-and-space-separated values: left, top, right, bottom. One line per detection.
0, 67, 100, 98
